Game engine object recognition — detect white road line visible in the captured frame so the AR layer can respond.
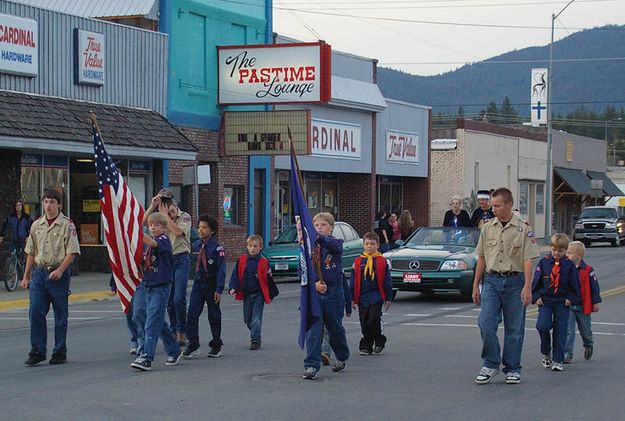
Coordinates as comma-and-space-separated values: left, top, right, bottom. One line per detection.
438, 307, 462, 310
444, 315, 477, 319
401, 322, 625, 336
402, 313, 431, 317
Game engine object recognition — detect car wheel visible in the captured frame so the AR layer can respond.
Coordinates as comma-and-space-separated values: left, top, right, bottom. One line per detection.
460, 289, 473, 302
611, 239, 620, 248
582, 240, 590, 247
392, 290, 398, 300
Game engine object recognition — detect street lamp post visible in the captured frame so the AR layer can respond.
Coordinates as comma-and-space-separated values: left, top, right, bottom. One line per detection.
605, 117, 623, 165
544, 0, 576, 244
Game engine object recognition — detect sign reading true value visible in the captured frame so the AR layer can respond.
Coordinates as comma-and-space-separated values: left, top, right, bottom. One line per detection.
218, 42, 332, 105
74, 29, 105, 85
0, 13, 38, 77
386, 130, 419, 163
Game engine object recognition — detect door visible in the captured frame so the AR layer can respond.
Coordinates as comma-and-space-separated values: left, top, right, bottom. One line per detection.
254, 169, 264, 236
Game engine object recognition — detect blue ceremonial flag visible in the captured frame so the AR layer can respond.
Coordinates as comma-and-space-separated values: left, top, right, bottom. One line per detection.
289, 132, 322, 349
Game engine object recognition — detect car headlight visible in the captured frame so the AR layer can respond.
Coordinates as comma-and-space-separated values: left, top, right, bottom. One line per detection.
386, 259, 392, 270
606, 222, 616, 229
574, 222, 584, 229
440, 260, 468, 271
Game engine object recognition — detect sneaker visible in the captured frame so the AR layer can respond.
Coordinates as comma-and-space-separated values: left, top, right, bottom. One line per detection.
129, 347, 138, 355
302, 367, 317, 380
541, 355, 553, 369
332, 360, 346, 372
182, 343, 200, 359
373, 345, 384, 354
250, 341, 261, 351
584, 346, 593, 360
505, 372, 521, 384
359, 349, 372, 356
130, 358, 152, 371
207, 347, 222, 358
563, 355, 573, 364
321, 352, 331, 365
25, 348, 46, 366
475, 367, 500, 385
49, 352, 67, 365
551, 362, 564, 371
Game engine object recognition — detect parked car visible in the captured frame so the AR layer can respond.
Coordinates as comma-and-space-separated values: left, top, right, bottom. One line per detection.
262, 221, 364, 277
573, 206, 625, 247
384, 226, 481, 300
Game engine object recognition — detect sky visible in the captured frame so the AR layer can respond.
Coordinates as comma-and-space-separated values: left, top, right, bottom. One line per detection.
273, 0, 625, 76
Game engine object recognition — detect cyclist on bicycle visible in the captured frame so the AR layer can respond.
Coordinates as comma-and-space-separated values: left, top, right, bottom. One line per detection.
1, 199, 33, 252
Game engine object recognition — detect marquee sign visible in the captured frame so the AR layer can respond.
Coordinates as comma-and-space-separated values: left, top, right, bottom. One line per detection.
386, 130, 419, 163
218, 42, 332, 105
0, 13, 38, 77
223, 110, 311, 156
74, 29, 105, 85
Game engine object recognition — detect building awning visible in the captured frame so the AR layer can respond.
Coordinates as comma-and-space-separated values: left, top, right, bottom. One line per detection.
587, 171, 624, 196
554, 167, 592, 195
16, 0, 159, 19
329, 76, 387, 112
0, 90, 197, 161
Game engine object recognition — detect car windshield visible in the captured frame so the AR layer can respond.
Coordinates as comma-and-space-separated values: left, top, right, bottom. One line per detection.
580, 208, 618, 219
273, 226, 297, 244
404, 227, 480, 248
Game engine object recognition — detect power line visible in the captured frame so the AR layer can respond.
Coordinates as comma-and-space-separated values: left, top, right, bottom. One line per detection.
380, 57, 625, 65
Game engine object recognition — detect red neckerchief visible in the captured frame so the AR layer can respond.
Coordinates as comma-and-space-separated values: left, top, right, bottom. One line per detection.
196, 242, 208, 272
549, 260, 561, 294
143, 247, 153, 272
46, 216, 58, 226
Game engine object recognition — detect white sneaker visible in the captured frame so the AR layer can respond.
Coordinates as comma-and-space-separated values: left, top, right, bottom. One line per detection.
551, 362, 564, 371
475, 367, 500, 384
505, 372, 521, 384
541, 355, 553, 368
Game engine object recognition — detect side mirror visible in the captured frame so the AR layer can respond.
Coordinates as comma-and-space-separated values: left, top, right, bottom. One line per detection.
394, 239, 404, 247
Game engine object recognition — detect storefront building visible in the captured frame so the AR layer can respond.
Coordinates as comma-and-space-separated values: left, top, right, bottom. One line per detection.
376, 99, 431, 228
0, 2, 196, 271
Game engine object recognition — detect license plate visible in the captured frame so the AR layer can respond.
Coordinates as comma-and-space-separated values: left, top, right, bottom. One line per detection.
403, 272, 421, 283
274, 263, 289, 271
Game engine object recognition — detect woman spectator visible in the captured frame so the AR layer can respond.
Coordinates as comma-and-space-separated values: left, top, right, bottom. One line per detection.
374, 208, 391, 252
443, 196, 471, 228
398, 210, 415, 241
388, 212, 401, 248
0, 199, 33, 251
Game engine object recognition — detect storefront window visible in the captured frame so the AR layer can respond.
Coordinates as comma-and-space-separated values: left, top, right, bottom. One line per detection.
377, 176, 403, 214
21, 154, 68, 218
519, 181, 529, 216
223, 186, 242, 225
536, 183, 545, 214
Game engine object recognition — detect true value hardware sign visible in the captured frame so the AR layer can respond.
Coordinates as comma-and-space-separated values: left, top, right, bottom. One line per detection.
386, 130, 419, 163
74, 29, 104, 85
0, 13, 38, 77
218, 42, 332, 105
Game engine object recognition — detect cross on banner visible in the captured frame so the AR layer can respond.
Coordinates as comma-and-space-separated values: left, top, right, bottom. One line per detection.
532, 101, 546, 120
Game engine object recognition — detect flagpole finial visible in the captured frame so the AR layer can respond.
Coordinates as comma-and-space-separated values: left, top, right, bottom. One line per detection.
90, 112, 102, 134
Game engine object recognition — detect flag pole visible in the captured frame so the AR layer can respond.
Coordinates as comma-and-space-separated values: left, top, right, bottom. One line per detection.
90, 112, 101, 134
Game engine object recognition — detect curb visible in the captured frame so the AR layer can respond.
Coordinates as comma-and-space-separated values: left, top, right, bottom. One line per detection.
0, 290, 114, 312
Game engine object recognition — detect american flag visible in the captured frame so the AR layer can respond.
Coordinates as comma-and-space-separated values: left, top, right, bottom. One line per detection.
93, 122, 144, 313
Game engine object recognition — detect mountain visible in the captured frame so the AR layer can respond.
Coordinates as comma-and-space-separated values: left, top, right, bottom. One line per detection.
377, 25, 625, 117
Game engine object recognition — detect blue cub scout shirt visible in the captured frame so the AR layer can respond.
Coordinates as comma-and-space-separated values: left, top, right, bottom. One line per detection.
531, 255, 581, 305
191, 236, 226, 293
143, 234, 173, 287
317, 234, 344, 288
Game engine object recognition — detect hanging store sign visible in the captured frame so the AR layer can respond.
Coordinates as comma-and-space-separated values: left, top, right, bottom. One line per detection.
530, 68, 548, 126
0, 13, 38, 77
74, 29, 105, 85
386, 130, 419, 163
218, 42, 332, 105
223, 110, 311, 155
311, 119, 361, 159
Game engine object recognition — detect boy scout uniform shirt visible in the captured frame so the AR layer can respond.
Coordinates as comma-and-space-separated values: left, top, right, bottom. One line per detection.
171, 208, 191, 255
24, 212, 81, 267
476, 213, 539, 272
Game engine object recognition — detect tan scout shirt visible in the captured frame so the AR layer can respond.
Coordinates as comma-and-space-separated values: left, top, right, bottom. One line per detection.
25, 212, 81, 267
171, 208, 191, 255
476, 213, 539, 273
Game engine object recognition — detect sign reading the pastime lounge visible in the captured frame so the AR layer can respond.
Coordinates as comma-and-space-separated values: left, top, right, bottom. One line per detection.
74, 29, 104, 85
218, 42, 332, 105
0, 13, 38, 77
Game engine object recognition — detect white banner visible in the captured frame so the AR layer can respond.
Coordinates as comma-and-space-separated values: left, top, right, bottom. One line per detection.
75, 29, 104, 85
386, 129, 419, 163
530, 68, 548, 126
311, 119, 361, 159
218, 43, 329, 104
0, 13, 38, 77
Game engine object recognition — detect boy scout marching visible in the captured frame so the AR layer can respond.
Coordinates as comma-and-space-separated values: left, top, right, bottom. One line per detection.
15, 186, 602, 384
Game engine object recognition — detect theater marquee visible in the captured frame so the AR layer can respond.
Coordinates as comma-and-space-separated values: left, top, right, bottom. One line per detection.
218, 42, 332, 105
223, 110, 311, 156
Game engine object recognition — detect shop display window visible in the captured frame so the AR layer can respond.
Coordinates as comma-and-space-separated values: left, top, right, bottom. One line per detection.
21, 154, 68, 218
224, 186, 242, 225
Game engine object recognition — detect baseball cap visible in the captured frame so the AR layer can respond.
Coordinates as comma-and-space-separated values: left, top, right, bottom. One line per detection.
157, 188, 174, 199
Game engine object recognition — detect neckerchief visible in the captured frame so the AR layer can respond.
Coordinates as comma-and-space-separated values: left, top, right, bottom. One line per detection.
362, 251, 383, 280
143, 247, 153, 272
196, 242, 208, 272
549, 261, 560, 294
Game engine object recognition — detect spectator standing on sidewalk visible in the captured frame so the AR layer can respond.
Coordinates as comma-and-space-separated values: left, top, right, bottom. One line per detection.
471, 187, 539, 385
143, 189, 192, 346
20, 188, 80, 366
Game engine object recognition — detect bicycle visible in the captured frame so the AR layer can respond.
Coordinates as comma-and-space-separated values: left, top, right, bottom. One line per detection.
3, 245, 25, 292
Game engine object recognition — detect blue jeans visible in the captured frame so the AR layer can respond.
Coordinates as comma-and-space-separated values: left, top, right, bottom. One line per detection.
304, 286, 350, 371
167, 253, 190, 334
321, 326, 331, 356
478, 273, 526, 374
243, 292, 265, 343
29, 268, 71, 355
186, 280, 223, 349
536, 299, 570, 363
564, 306, 593, 358
133, 283, 146, 355
126, 297, 138, 349
141, 284, 180, 361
